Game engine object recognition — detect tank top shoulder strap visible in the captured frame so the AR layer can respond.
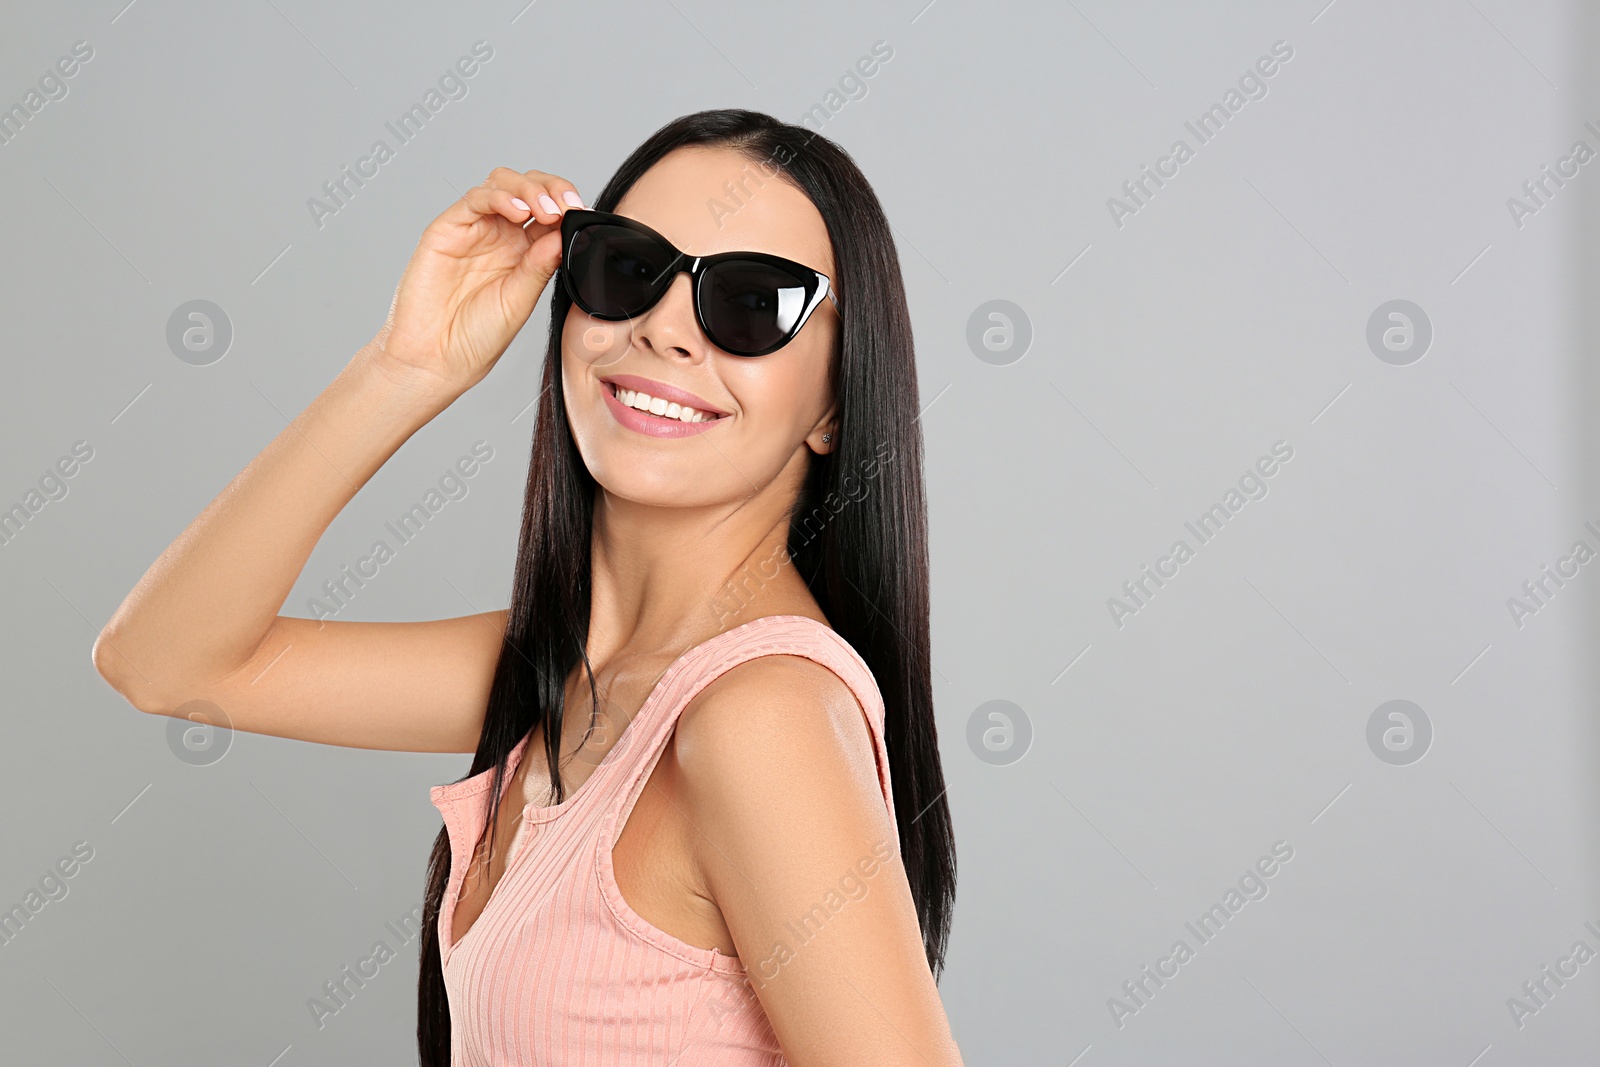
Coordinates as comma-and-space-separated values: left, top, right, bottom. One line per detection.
601, 613, 896, 836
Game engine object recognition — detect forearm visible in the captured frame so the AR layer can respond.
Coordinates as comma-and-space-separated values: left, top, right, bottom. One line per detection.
93, 343, 459, 705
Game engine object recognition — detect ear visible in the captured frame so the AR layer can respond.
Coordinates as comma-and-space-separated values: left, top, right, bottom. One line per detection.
806, 402, 838, 455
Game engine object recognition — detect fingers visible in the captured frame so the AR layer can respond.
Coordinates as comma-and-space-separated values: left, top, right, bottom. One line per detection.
433, 166, 581, 313
488, 167, 585, 227
457, 183, 534, 229
443, 168, 587, 231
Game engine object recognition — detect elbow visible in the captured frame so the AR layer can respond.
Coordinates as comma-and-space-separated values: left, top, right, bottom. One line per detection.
92, 625, 164, 714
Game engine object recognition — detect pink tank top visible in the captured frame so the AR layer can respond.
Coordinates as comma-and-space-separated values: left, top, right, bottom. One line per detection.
429, 614, 897, 1066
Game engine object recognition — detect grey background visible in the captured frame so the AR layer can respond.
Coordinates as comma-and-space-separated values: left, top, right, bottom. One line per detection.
2, 0, 1598, 1063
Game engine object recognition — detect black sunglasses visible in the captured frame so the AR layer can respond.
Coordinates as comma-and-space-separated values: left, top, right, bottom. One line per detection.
555, 208, 838, 357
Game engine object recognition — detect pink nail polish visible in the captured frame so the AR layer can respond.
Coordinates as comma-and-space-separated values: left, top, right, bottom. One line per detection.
538, 194, 560, 214
511, 197, 530, 211
563, 191, 584, 208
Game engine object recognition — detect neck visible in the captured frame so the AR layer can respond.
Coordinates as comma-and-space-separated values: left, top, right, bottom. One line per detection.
583, 473, 821, 663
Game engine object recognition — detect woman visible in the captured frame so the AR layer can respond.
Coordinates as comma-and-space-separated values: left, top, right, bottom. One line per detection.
94, 108, 960, 1065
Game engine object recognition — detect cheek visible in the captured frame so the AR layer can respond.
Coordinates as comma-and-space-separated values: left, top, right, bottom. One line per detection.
559, 319, 607, 452
733, 344, 833, 427
564, 310, 632, 373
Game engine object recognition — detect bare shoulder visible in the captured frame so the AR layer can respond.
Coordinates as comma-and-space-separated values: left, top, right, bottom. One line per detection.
670, 656, 960, 1064
674, 653, 882, 805
671, 650, 894, 896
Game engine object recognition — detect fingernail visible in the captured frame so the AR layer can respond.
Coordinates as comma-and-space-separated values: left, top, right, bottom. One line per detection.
538, 194, 560, 214
510, 197, 530, 212
563, 191, 584, 208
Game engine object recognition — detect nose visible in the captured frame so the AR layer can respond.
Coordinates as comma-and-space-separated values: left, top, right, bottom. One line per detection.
634, 270, 706, 363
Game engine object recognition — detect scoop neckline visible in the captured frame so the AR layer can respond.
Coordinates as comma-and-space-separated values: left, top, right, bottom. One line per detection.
516, 613, 830, 820
433, 613, 833, 820
439, 613, 832, 963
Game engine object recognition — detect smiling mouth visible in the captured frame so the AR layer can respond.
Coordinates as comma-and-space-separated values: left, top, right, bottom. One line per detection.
607, 382, 727, 424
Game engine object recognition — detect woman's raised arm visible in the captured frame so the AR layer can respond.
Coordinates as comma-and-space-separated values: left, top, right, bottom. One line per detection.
93, 168, 584, 752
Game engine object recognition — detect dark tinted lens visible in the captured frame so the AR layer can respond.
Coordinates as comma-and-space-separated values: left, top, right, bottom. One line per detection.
569, 224, 678, 318
700, 260, 815, 355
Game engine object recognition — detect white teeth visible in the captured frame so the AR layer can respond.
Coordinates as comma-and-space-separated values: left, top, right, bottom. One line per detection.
612, 384, 719, 423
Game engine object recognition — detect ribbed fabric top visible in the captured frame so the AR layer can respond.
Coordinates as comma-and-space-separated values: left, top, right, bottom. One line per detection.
428, 614, 896, 1066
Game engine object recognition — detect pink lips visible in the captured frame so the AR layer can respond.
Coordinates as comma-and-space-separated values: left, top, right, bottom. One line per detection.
599, 375, 730, 439
600, 374, 730, 417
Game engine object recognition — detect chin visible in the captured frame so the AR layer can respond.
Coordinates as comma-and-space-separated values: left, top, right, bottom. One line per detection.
594, 470, 720, 510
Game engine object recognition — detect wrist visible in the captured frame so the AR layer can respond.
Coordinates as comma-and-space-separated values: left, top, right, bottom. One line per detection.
350, 341, 465, 419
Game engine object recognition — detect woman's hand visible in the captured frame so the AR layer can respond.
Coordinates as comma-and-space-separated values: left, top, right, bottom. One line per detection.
368, 167, 584, 399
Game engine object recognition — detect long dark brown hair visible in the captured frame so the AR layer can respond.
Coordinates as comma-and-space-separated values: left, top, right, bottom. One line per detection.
417, 108, 955, 1062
